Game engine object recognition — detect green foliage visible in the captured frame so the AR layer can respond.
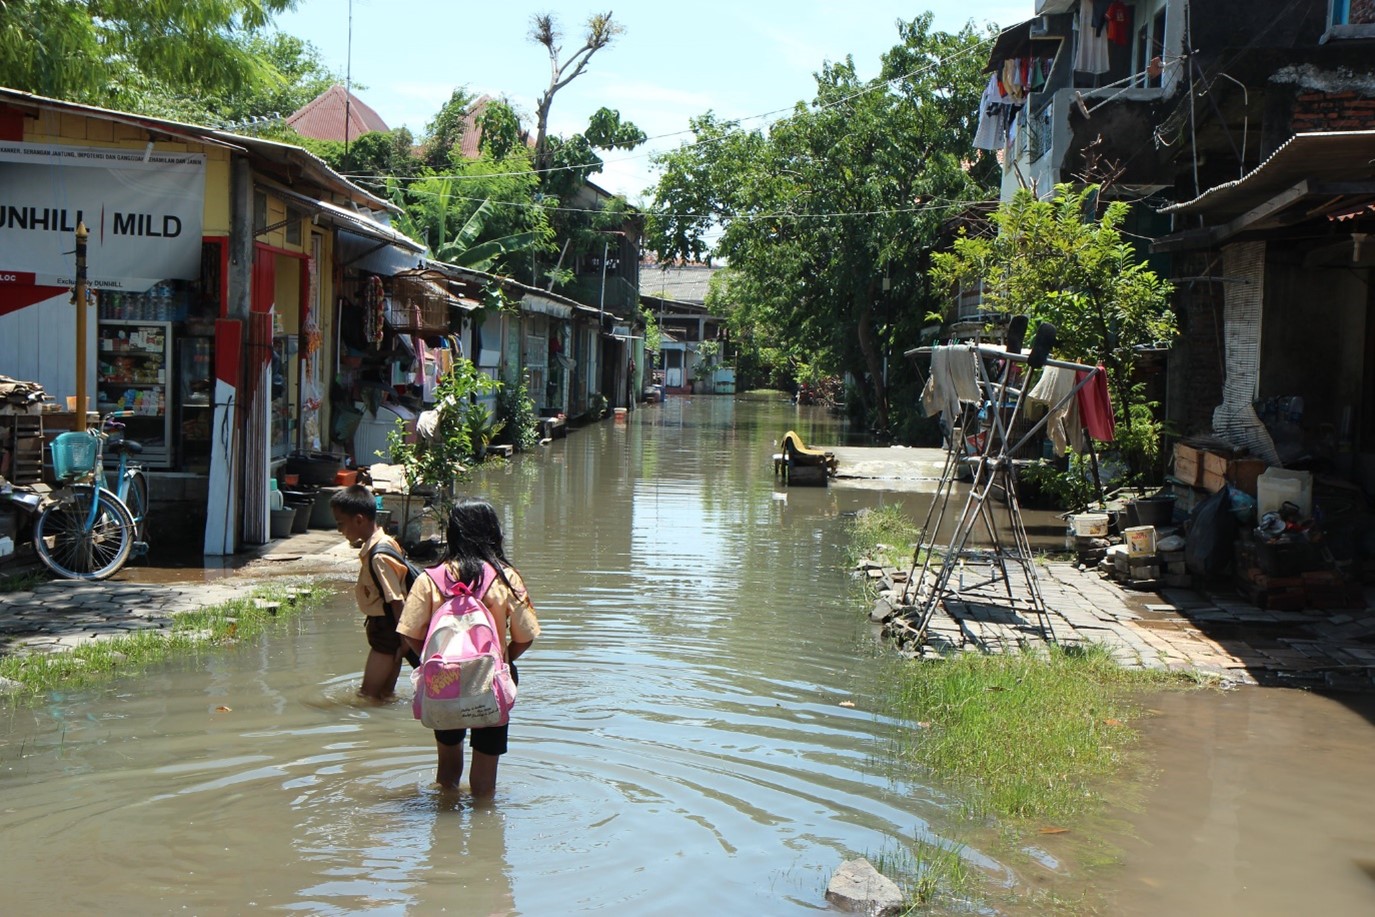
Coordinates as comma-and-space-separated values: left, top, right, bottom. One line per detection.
387, 153, 553, 275
299, 129, 423, 185
845, 505, 920, 567
881, 645, 1189, 822
421, 87, 477, 170
1018, 455, 1099, 512
497, 377, 541, 451
647, 16, 996, 435
478, 98, 524, 160
639, 306, 663, 355
0, 0, 296, 106
930, 185, 1176, 475
386, 359, 499, 517
0, 583, 323, 697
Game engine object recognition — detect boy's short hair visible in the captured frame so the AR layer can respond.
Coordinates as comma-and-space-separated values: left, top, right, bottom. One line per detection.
330, 483, 377, 519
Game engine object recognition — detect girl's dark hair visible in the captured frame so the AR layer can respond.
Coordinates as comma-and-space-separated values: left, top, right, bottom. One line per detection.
444, 497, 515, 590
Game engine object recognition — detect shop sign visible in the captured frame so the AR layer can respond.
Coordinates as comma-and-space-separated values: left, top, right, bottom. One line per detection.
0, 140, 206, 292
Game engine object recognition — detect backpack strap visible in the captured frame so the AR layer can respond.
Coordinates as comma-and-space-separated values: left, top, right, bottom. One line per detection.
366, 541, 410, 617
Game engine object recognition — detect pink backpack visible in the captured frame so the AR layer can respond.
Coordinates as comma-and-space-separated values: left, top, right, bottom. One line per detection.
410, 562, 516, 729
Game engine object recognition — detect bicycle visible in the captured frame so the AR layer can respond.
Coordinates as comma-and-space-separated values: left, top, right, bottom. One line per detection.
33, 411, 150, 580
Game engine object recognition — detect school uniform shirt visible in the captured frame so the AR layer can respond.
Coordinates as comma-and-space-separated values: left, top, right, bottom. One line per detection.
356, 528, 409, 617
396, 563, 540, 658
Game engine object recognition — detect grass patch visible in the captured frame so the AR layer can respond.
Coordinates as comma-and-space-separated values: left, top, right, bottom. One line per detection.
881, 645, 1191, 823
870, 837, 976, 913
846, 504, 920, 568
0, 582, 326, 698
0, 570, 49, 593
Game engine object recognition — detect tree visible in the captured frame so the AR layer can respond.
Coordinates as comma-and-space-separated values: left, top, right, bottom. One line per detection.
0, 0, 296, 105
648, 15, 996, 435
528, 10, 624, 174
929, 185, 1176, 473
421, 88, 477, 171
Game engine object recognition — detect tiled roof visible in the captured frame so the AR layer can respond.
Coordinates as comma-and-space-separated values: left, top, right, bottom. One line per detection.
287, 84, 390, 142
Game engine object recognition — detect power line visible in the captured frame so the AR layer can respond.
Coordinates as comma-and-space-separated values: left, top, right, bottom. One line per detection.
380, 184, 1000, 221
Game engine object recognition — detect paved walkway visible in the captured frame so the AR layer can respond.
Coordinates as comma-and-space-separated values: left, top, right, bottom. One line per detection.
0, 531, 354, 660
868, 560, 1375, 692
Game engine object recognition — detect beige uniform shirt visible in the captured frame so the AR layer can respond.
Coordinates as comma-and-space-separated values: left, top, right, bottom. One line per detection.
397, 562, 540, 658
355, 528, 408, 617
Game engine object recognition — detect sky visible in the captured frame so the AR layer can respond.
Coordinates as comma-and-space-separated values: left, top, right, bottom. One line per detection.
274, 1, 1027, 203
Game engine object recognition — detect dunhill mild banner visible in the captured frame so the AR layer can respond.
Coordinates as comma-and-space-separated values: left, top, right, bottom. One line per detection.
0, 141, 206, 292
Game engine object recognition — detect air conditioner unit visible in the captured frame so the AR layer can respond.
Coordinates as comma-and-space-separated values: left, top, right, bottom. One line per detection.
1029, 15, 1053, 38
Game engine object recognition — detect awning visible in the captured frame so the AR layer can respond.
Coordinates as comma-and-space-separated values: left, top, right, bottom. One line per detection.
1154, 130, 1375, 250
263, 180, 425, 253
984, 20, 1035, 73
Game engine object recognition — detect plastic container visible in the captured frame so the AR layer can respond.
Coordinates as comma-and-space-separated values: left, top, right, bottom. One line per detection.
1071, 513, 1109, 537
288, 502, 312, 534
335, 469, 359, 487
269, 507, 297, 538
50, 432, 99, 480
1256, 468, 1312, 519
1124, 525, 1157, 556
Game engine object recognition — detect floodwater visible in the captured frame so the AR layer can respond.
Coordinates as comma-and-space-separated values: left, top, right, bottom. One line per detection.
2, 396, 1373, 915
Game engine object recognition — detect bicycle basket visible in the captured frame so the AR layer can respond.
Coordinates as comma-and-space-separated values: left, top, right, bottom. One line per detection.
51, 431, 99, 480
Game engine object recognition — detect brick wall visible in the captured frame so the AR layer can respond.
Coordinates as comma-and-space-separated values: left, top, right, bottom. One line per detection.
1291, 90, 1375, 133
1171, 251, 1226, 436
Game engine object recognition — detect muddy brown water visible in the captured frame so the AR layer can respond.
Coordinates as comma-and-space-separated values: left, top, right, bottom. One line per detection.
2, 397, 1373, 914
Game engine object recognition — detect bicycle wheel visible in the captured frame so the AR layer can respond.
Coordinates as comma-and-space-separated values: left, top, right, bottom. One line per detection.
34, 484, 136, 580
123, 469, 150, 551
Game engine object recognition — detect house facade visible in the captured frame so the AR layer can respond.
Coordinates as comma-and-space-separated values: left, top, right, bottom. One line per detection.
976, 2, 1375, 483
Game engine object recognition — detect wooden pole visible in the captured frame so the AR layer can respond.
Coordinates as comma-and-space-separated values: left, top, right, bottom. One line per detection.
74, 221, 90, 426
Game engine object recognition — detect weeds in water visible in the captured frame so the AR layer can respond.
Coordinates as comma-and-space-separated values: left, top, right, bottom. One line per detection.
869, 836, 977, 913
0, 583, 325, 699
880, 645, 1191, 823
846, 505, 921, 568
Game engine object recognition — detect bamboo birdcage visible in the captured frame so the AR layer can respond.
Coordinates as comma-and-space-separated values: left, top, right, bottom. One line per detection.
389, 272, 451, 334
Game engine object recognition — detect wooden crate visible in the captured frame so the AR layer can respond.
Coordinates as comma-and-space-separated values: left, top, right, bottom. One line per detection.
1172, 442, 1203, 487
1229, 458, 1267, 496
2, 416, 44, 485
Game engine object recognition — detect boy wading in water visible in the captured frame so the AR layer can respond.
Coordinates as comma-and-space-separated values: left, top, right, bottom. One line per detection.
398, 498, 539, 796
331, 484, 417, 700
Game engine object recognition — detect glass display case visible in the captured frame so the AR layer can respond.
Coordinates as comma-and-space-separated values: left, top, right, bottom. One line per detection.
96, 320, 173, 467
178, 335, 214, 473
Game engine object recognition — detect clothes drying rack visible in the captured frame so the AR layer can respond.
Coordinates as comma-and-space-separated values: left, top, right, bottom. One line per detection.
902, 336, 1102, 645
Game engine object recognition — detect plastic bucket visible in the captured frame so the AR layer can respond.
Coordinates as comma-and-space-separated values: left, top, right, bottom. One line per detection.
1124, 525, 1157, 556
1257, 468, 1312, 519
1071, 513, 1109, 537
269, 507, 297, 539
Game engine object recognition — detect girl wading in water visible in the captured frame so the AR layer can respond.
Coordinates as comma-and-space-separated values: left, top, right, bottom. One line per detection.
397, 498, 540, 795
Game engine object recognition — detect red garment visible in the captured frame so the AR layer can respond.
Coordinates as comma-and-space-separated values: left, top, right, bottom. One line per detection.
1076, 366, 1116, 442
1105, 1, 1131, 46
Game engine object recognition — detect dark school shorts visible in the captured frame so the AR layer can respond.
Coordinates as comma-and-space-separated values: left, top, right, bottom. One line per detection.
364, 614, 403, 655
434, 663, 518, 756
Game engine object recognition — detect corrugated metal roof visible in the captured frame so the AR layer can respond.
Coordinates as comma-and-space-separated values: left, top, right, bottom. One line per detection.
286, 84, 390, 143
1163, 130, 1375, 219
0, 85, 397, 213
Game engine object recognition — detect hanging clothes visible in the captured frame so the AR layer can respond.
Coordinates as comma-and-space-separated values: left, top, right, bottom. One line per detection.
1026, 365, 1085, 457
1075, 0, 1110, 74
920, 346, 981, 423
1076, 366, 1116, 441
973, 74, 1005, 150
1105, 1, 1132, 46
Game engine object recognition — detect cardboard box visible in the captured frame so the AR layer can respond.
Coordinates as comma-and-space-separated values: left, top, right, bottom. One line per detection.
1228, 458, 1267, 497
1202, 467, 1227, 494
1172, 443, 1203, 487
1203, 450, 1230, 476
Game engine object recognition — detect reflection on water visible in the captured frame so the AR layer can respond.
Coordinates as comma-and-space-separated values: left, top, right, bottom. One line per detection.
3, 398, 1371, 914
